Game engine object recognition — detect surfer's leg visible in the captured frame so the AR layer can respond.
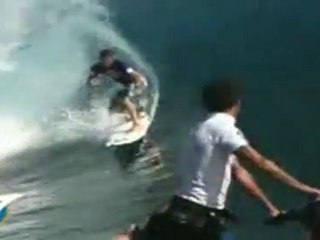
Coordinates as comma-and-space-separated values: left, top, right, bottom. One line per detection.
115, 89, 141, 130
121, 98, 140, 130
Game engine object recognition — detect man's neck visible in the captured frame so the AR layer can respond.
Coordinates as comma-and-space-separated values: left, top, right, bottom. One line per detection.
223, 107, 238, 120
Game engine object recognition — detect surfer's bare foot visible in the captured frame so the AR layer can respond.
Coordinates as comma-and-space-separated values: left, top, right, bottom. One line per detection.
127, 115, 144, 132
127, 122, 142, 133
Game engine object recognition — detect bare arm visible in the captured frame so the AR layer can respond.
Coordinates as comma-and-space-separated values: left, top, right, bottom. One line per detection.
86, 71, 98, 86
234, 146, 320, 196
232, 161, 280, 216
128, 70, 148, 87
88, 72, 97, 80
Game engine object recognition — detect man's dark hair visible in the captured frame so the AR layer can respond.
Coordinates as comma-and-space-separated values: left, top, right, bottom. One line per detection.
202, 79, 242, 112
100, 49, 114, 59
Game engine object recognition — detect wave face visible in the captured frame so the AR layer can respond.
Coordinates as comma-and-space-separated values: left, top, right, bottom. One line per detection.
0, 0, 159, 160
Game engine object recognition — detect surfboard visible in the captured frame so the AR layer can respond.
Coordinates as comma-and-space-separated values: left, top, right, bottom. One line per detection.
0, 193, 24, 223
105, 112, 151, 147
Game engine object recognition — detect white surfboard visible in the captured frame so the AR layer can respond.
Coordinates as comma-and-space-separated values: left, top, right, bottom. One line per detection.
105, 112, 151, 147
0, 193, 24, 222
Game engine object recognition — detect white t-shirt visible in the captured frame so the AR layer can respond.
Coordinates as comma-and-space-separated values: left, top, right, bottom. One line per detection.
176, 113, 248, 209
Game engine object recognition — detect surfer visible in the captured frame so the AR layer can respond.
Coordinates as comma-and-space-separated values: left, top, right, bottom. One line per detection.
115, 80, 320, 240
87, 49, 148, 131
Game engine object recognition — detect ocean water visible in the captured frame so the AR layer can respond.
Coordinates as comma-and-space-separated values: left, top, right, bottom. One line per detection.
1, 0, 320, 239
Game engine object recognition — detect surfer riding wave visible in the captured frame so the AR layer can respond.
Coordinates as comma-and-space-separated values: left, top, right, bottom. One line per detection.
87, 49, 148, 132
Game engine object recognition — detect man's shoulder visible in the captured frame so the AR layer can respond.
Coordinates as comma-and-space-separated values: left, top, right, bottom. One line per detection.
112, 60, 129, 70
203, 115, 242, 136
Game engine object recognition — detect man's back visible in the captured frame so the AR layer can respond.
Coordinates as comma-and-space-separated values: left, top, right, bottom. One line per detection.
176, 113, 248, 209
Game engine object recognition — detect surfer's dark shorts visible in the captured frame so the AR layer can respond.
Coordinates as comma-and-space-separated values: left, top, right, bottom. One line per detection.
110, 88, 129, 111
110, 86, 136, 111
116, 88, 131, 100
130, 196, 226, 240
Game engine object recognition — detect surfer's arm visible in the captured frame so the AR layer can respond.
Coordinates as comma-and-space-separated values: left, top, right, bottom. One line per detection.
232, 160, 280, 216
88, 71, 97, 80
127, 69, 148, 87
116, 60, 147, 87
86, 71, 98, 86
234, 146, 320, 196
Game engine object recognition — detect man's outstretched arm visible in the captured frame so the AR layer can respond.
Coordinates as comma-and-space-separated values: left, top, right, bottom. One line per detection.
232, 160, 280, 217
234, 146, 320, 197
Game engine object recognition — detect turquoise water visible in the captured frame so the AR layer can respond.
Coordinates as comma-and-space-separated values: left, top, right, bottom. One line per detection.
0, 0, 320, 240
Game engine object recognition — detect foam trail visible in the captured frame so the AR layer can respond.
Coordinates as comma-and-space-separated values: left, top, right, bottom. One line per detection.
0, 0, 159, 159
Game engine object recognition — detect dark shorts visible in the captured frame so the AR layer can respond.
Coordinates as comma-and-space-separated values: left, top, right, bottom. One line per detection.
116, 88, 131, 100
109, 88, 132, 111
130, 197, 228, 240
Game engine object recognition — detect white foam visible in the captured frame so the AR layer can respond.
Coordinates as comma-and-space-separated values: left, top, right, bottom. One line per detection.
0, 117, 42, 160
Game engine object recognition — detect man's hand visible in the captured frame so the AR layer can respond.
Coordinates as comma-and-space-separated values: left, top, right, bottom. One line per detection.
232, 159, 281, 216
87, 72, 99, 87
234, 146, 320, 196
269, 208, 281, 218
309, 188, 320, 199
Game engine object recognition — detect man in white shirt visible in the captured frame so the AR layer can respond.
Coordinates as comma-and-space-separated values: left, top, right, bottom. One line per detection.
116, 80, 320, 240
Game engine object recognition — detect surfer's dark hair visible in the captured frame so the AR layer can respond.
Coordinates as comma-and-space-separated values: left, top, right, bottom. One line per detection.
100, 49, 114, 59
202, 79, 242, 112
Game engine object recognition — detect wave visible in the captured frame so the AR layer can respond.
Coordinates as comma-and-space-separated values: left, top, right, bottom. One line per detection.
0, 0, 159, 160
